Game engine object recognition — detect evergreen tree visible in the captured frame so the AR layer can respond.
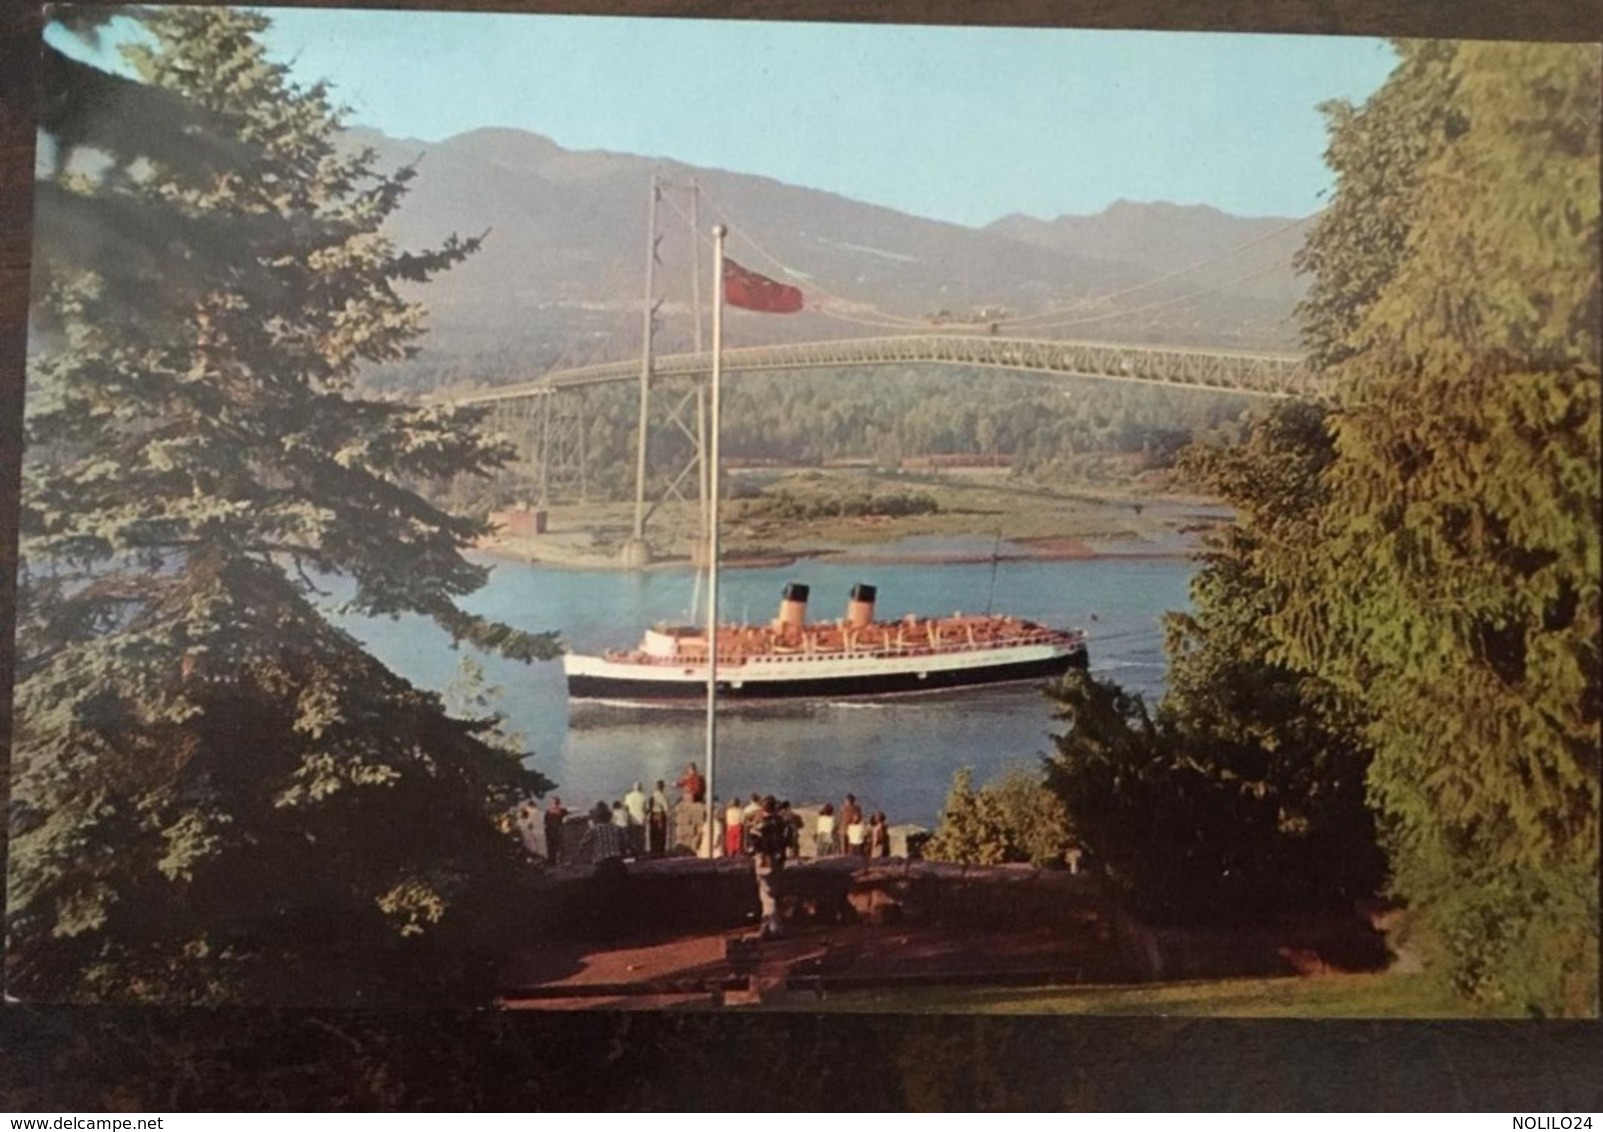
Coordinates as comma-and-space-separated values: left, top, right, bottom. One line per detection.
10, 7, 559, 1004
1283, 41, 1599, 1014
1042, 407, 1384, 924
1159, 402, 1386, 912
924, 768, 994, 864
1291, 41, 1460, 372
1043, 658, 1380, 925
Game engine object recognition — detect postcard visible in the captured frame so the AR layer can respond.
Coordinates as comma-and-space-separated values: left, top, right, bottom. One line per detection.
9, 3, 1597, 1042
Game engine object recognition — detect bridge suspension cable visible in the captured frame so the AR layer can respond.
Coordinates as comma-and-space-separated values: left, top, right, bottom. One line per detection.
659, 189, 936, 335
994, 258, 1297, 334
695, 186, 1318, 339
701, 195, 932, 329
996, 211, 1317, 330
541, 241, 643, 375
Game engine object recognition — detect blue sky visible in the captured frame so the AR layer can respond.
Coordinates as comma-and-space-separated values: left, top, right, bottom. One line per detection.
64, 9, 1401, 228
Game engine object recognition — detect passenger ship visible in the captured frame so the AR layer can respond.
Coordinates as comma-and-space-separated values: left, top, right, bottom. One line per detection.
563, 582, 1088, 704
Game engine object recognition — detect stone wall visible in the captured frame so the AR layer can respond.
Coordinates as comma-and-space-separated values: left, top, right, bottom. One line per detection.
524, 855, 1389, 982
526, 855, 1107, 940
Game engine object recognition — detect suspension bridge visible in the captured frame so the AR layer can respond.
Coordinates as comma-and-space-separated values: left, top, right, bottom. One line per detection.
450, 333, 1314, 403
431, 177, 1323, 563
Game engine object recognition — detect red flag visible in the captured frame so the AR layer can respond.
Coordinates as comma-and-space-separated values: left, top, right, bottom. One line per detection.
723, 258, 803, 314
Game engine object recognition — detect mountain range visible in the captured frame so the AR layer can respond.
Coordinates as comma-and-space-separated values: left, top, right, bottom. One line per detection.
351, 126, 1310, 394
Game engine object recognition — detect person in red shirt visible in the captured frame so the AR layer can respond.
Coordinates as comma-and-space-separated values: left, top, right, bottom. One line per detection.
724, 796, 745, 858
676, 762, 706, 804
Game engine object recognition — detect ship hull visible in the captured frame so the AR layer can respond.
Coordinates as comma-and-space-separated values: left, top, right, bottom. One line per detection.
565, 644, 1087, 704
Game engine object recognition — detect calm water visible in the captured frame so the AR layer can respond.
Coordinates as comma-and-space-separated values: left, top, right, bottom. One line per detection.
339, 542, 1196, 827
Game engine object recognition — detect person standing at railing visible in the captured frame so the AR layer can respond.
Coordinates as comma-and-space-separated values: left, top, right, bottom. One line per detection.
845, 817, 868, 856
749, 796, 789, 939
677, 762, 705, 804
514, 802, 541, 857
816, 802, 838, 856
867, 811, 891, 859
623, 780, 648, 857
543, 795, 569, 865
647, 780, 670, 857
779, 800, 802, 860
577, 801, 629, 865
724, 796, 745, 857
839, 793, 863, 856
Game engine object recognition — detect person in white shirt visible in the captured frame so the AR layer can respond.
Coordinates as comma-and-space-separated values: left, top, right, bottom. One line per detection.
623, 780, 647, 856
815, 802, 838, 857
514, 802, 541, 856
846, 816, 867, 856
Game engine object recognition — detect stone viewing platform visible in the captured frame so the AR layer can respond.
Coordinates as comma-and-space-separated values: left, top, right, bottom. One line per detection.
501, 854, 1126, 1008
500, 854, 1390, 1009
534, 852, 1109, 933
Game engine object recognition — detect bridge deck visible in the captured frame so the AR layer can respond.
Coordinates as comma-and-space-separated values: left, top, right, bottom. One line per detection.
441, 334, 1317, 404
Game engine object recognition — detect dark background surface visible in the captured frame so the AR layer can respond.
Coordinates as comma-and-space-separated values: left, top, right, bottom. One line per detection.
2, 0, 1601, 1111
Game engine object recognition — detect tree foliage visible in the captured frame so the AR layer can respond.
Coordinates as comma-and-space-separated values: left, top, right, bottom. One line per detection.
1040, 400, 1385, 924
734, 479, 939, 522
1279, 41, 1600, 1015
10, 8, 558, 1005
924, 766, 1076, 868
1292, 41, 1461, 372
1044, 661, 1381, 925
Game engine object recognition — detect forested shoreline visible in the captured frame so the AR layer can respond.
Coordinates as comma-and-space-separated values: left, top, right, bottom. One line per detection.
433, 368, 1255, 516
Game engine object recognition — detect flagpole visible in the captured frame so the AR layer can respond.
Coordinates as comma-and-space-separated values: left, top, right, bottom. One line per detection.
703, 224, 726, 860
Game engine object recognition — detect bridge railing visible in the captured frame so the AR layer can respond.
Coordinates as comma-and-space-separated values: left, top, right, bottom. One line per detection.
441, 334, 1319, 405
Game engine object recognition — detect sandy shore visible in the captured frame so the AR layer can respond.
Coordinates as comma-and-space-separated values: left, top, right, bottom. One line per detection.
476, 473, 1228, 572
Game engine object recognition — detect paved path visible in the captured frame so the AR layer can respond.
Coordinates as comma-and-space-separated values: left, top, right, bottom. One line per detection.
499, 917, 1127, 1010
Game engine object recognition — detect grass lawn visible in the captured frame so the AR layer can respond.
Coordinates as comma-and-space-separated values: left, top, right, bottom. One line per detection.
790, 972, 1515, 1018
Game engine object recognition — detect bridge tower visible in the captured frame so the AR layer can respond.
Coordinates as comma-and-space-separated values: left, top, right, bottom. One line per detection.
619, 175, 710, 567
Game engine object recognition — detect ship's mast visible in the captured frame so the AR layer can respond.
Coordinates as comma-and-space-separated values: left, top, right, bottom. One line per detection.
985, 528, 1003, 616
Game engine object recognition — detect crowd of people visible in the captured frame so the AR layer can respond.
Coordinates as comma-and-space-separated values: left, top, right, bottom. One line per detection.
513, 763, 894, 868
814, 794, 892, 859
